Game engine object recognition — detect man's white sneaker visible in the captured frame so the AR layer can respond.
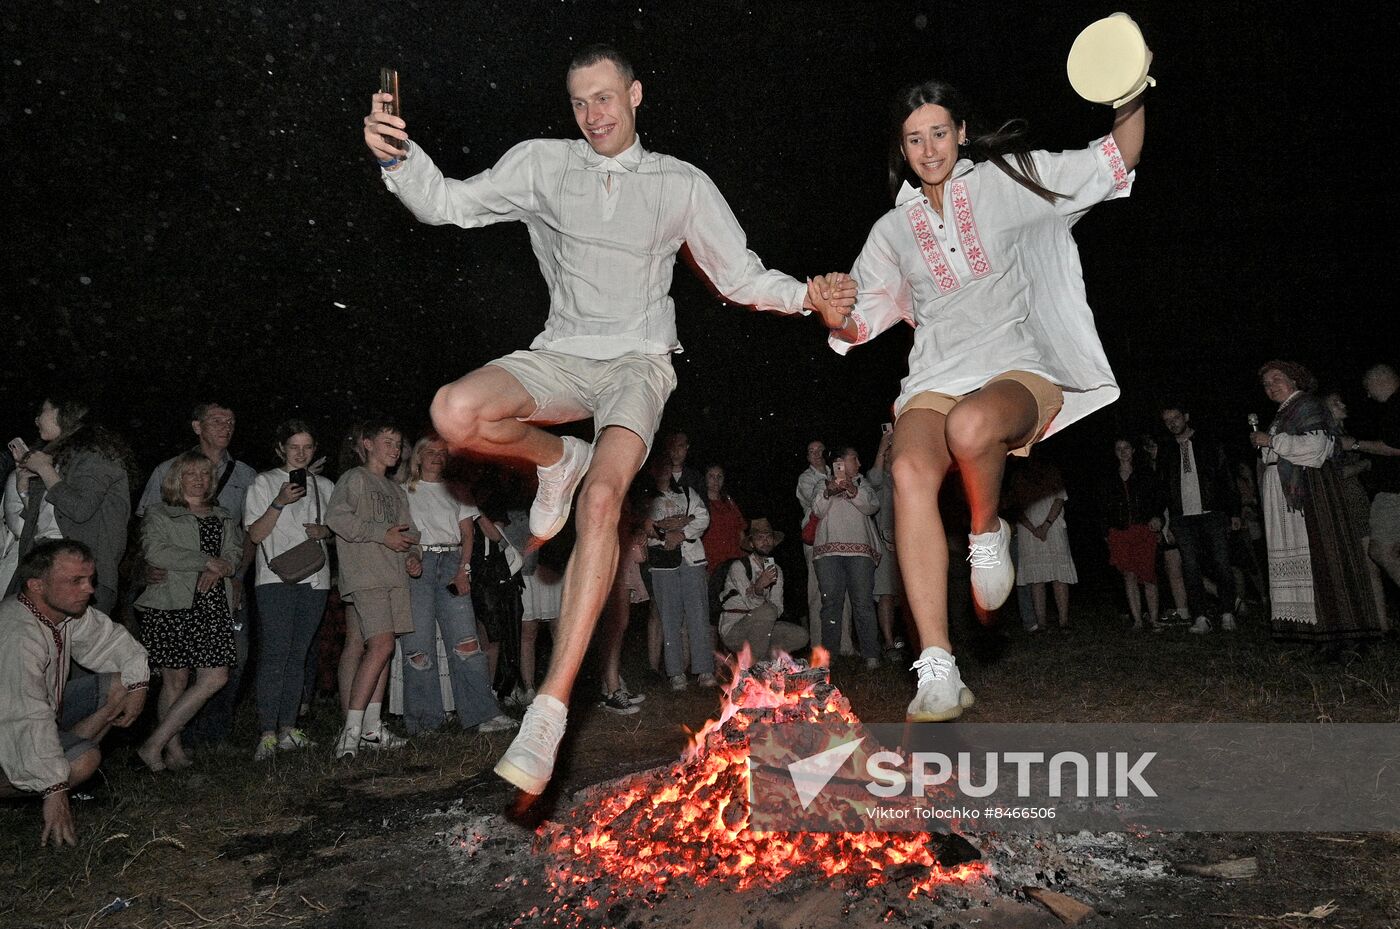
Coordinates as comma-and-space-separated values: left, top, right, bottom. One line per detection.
1188, 616, 1212, 634
967, 518, 1015, 611
1220, 613, 1237, 631
906, 646, 975, 722
494, 695, 568, 795
359, 728, 408, 750
529, 437, 593, 540
335, 724, 361, 759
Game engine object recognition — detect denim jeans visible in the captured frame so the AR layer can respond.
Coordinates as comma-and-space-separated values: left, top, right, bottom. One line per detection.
1173, 510, 1237, 618
253, 583, 327, 734
814, 555, 880, 659
652, 562, 716, 676
403, 550, 501, 732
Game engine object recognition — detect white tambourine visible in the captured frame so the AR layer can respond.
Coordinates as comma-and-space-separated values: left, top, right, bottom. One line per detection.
1066, 12, 1155, 107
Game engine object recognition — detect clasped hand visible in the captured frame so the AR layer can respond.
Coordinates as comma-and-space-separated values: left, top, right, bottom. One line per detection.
807, 273, 859, 329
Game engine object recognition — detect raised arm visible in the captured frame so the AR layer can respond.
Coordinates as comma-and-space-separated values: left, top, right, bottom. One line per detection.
1111, 96, 1145, 172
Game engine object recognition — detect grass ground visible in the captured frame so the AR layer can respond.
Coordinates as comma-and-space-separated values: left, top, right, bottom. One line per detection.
3, 586, 1398, 928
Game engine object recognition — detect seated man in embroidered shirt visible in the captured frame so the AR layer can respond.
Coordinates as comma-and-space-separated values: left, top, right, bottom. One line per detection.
363, 44, 854, 794
0, 540, 150, 847
718, 518, 807, 660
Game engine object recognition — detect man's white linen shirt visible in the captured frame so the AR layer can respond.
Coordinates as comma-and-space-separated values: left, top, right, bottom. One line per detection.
382, 137, 808, 359
830, 136, 1134, 438
0, 598, 149, 792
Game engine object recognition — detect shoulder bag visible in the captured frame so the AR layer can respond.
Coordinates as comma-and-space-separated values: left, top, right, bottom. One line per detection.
262, 477, 326, 583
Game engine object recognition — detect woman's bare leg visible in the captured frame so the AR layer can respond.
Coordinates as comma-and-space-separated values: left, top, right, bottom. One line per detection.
1123, 572, 1142, 627
1052, 580, 1071, 627
890, 409, 954, 653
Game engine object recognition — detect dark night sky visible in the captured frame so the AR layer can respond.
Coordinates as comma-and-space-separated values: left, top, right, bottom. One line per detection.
4, 0, 1397, 524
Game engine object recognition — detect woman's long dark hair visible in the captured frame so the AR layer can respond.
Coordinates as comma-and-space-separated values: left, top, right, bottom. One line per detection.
42, 393, 139, 495
887, 80, 1061, 205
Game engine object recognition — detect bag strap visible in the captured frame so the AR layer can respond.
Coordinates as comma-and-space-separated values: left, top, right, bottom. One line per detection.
257, 473, 324, 567
213, 458, 237, 500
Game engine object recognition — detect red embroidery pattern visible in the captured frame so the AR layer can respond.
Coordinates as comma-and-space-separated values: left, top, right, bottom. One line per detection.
1099, 135, 1129, 192
949, 180, 991, 278
904, 201, 960, 294
20, 593, 66, 708
851, 312, 870, 344
814, 541, 877, 559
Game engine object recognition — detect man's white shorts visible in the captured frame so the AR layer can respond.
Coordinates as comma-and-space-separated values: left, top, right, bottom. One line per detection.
487, 349, 677, 454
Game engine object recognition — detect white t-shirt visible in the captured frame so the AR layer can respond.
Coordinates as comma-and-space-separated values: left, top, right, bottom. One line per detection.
245, 469, 335, 589
832, 136, 1134, 438
403, 480, 480, 547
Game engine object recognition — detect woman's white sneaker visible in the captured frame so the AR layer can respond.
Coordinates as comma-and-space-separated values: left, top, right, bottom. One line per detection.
906, 646, 976, 722
967, 518, 1015, 611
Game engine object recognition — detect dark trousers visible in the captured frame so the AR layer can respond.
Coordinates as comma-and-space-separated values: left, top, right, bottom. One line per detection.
1173, 511, 1237, 618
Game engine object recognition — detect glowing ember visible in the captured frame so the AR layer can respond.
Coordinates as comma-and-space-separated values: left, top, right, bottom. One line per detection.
541, 650, 987, 902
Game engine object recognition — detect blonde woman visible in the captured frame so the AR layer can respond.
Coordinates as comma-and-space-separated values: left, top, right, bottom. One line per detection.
399, 435, 515, 734
134, 452, 243, 771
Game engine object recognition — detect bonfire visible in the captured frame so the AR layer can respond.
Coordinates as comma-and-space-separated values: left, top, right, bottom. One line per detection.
541, 650, 987, 904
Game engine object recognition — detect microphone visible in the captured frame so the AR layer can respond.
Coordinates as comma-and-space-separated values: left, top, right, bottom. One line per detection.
1247, 413, 1258, 431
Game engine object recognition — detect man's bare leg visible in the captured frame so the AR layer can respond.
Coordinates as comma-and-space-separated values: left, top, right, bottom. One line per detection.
430, 366, 563, 467
495, 425, 647, 793
539, 425, 647, 704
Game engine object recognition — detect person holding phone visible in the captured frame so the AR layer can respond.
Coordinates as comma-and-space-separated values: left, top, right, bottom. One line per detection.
363, 45, 855, 794
718, 517, 805, 660
809, 74, 1146, 720
7, 396, 136, 615
397, 435, 516, 735
810, 446, 883, 669
243, 421, 335, 761
325, 421, 421, 758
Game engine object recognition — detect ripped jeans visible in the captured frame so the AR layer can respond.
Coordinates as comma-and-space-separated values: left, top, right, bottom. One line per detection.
402, 550, 502, 732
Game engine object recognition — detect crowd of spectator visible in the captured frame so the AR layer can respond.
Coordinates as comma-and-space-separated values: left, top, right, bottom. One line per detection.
3, 362, 1398, 844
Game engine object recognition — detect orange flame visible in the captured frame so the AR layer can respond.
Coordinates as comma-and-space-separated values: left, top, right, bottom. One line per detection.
542, 653, 986, 904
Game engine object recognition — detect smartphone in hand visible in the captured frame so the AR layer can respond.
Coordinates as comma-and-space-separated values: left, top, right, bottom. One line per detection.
7, 437, 29, 461
379, 66, 405, 151
289, 468, 308, 488
446, 582, 463, 597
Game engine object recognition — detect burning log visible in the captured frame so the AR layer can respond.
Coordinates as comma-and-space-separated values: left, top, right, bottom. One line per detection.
540, 653, 986, 906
